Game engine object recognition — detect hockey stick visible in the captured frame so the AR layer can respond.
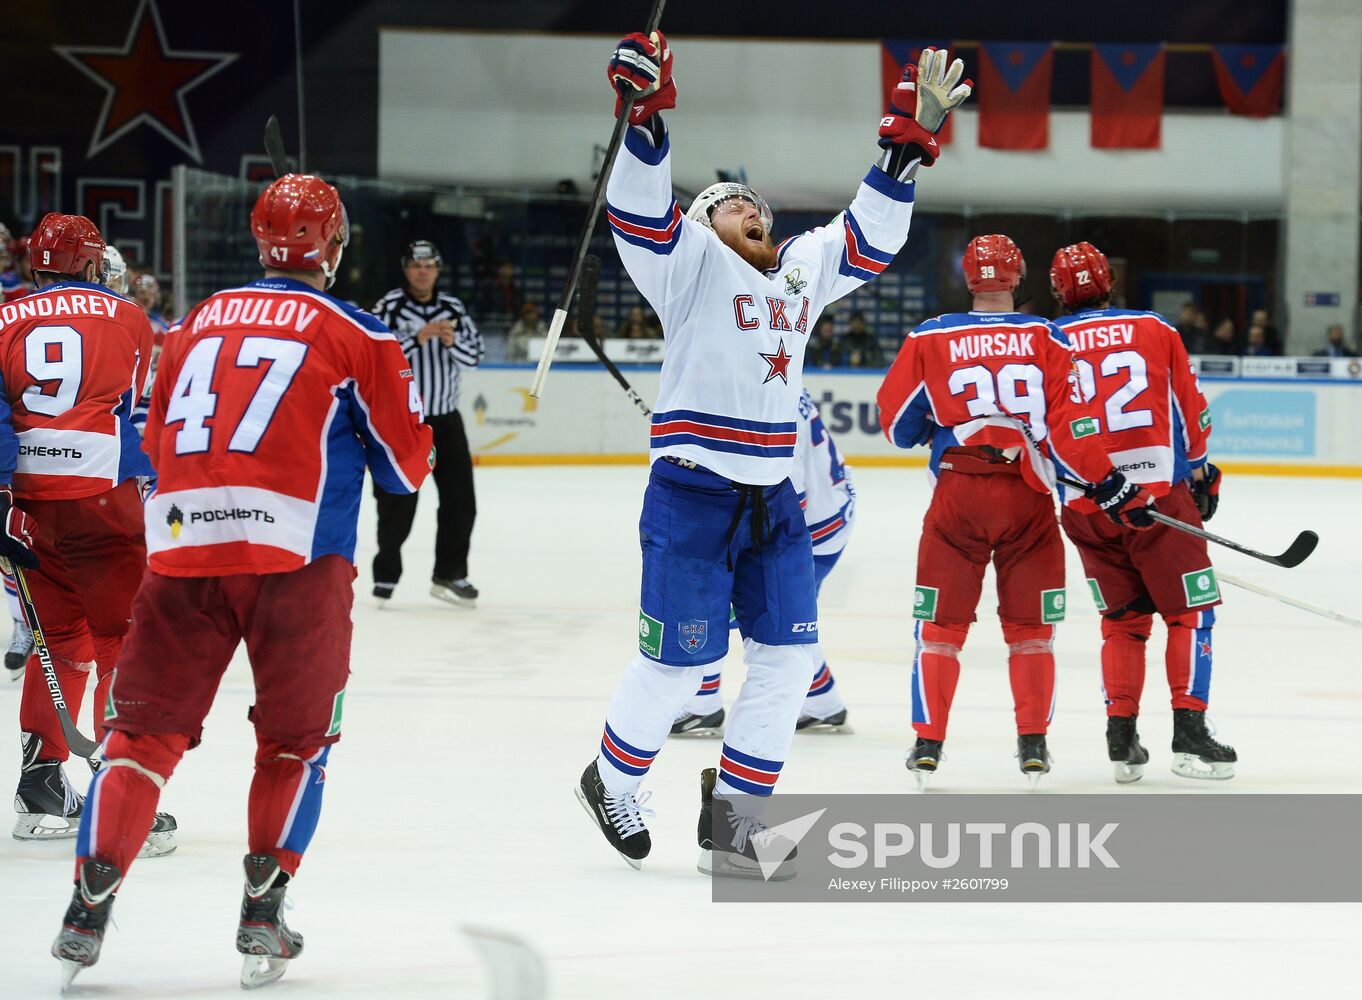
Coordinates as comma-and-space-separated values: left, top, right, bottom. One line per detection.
1217, 570, 1362, 630
8, 563, 102, 763
576, 254, 652, 415
462, 925, 548, 1000
530, 0, 668, 402
263, 115, 291, 178
997, 412, 1318, 568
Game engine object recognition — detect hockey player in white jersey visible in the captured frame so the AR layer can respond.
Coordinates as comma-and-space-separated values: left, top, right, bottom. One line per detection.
575, 30, 970, 877
672, 388, 855, 736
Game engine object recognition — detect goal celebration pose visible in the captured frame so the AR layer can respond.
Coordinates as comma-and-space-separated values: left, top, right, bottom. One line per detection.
576, 31, 970, 875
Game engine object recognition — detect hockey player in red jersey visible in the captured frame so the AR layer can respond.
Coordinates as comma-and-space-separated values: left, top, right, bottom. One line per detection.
49, 175, 434, 991
1050, 241, 1235, 783
0, 213, 177, 855
877, 235, 1154, 788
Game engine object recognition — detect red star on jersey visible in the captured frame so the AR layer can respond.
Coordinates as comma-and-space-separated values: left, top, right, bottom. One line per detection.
759, 339, 792, 385
53, 0, 238, 163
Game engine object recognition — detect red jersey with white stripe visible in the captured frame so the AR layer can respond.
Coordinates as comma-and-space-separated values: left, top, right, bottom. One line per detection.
0, 281, 153, 500
142, 277, 433, 577
1055, 307, 1211, 512
877, 311, 1112, 494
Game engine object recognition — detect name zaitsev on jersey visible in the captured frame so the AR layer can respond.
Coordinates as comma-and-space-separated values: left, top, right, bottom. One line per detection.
142, 278, 434, 578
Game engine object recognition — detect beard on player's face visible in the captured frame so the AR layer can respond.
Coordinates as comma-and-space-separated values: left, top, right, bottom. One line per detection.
711, 201, 777, 272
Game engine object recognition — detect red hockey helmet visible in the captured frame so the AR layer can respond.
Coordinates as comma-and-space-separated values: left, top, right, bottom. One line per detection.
28, 213, 105, 277
962, 234, 1024, 293
251, 174, 349, 285
1049, 241, 1113, 309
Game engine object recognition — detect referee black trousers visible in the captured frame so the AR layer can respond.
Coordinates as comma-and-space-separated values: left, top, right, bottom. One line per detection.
373, 410, 476, 586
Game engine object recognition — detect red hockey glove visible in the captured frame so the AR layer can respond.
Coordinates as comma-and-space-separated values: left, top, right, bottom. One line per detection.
1191, 463, 1221, 522
608, 31, 676, 122
878, 64, 941, 166
1092, 471, 1156, 530
0, 486, 38, 569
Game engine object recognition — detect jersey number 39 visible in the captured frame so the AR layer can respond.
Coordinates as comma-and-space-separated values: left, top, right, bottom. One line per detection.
164, 336, 308, 455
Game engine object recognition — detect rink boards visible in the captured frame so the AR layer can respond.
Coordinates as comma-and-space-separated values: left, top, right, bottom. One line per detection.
463, 366, 1362, 476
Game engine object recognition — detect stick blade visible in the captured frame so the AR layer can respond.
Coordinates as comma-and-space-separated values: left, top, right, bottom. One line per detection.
1273, 530, 1319, 569
263, 115, 290, 178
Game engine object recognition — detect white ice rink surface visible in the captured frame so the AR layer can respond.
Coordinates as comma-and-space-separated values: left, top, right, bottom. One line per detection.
3, 465, 1360, 998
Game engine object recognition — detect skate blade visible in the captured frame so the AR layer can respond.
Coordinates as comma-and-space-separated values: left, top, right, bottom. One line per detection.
670, 726, 723, 739
60, 958, 83, 993
798, 722, 855, 735
1025, 771, 1047, 790
572, 785, 642, 871
908, 768, 934, 792
13, 814, 79, 840
1171, 754, 1235, 780
697, 848, 797, 882
136, 829, 178, 858
430, 585, 475, 609
1113, 761, 1145, 784
240, 953, 290, 990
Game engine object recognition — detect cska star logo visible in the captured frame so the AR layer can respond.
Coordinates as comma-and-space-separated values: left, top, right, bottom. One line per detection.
166, 504, 184, 539
760, 340, 793, 385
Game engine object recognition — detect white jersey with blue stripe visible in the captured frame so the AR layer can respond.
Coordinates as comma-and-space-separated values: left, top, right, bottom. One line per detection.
606, 120, 916, 486
790, 389, 854, 555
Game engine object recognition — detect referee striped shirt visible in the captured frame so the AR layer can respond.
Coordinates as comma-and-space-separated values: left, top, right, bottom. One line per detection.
371, 288, 484, 416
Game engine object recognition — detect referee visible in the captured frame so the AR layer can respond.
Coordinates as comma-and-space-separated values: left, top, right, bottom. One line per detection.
370, 240, 484, 606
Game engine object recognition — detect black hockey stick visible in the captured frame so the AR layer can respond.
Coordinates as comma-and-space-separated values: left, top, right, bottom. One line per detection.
576, 254, 652, 415
263, 115, 291, 178
10, 564, 102, 765
1000, 412, 1318, 568
530, 0, 667, 403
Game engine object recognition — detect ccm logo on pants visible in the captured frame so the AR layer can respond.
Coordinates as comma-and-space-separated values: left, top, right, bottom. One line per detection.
792, 622, 819, 633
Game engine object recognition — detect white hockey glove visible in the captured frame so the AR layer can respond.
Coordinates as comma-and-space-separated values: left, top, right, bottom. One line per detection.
914, 48, 972, 133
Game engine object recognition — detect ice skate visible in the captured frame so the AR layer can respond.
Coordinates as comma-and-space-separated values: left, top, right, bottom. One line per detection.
139, 810, 179, 858
1106, 716, 1149, 784
574, 760, 653, 869
796, 707, 853, 734
905, 737, 943, 791
52, 858, 122, 992
5, 617, 32, 678
1017, 734, 1051, 789
237, 853, 304, 990
430, 577, 478, 608
372, 582, 395, 608
671, 706, 725, 738
13, 732, 83, 840
1171, 709, 1236, 780
696, 767, 797, 881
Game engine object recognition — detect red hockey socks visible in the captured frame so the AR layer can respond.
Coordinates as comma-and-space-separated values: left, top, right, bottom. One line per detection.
248, 739, 331, 877
1003, 623, 1055, 735
911, 622, 968, 741
1165, 609, 1214, 711
75, 731, 188, 877
1101, 614, 1152, 717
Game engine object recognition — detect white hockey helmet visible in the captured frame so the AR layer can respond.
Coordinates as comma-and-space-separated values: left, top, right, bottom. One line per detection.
101, 245, 128, 295
685, 182, 773, 234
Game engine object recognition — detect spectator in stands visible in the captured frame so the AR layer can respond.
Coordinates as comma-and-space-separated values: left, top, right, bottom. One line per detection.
505, 300, 547, 362
480, 257, 521, 321
1246, 308, 1281, 355
843, 310, 884, 368
1176, 302, 1209, 352
1194, 317, 1237, 356
1313, 323, 1358, 358
617, 305, 661, 339
1241, 324, 1274, 357
806, 315, 846, 369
